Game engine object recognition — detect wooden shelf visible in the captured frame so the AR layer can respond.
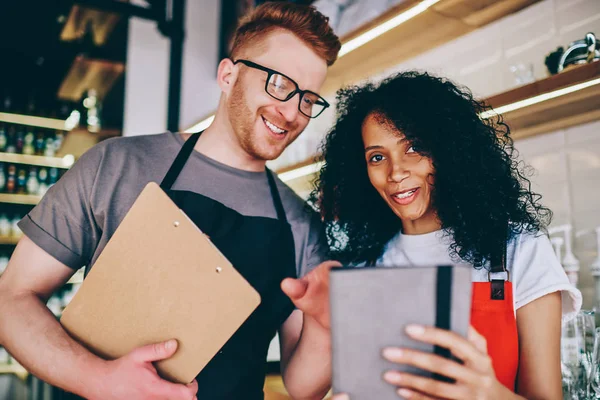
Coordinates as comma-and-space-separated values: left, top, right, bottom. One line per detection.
485, 61, 600, 140
321, 0, 540, 96
0, 236, 20, 245
58, 55, 125, 102
0, 194, 42, 205
61, 5, 121, 46
0, 363, 28, 380
0, 111, 71, 131
0, 152, 74, 169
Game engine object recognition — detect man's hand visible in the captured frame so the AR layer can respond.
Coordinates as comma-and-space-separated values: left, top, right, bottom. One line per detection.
281, 261, 341, 329
93, 340, 198, 400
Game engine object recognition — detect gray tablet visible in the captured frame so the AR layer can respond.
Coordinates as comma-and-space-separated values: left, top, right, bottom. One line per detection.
330, 265, 472, 399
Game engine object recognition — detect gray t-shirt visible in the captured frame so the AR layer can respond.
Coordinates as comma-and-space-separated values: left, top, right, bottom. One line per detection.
19, 132, 327, 277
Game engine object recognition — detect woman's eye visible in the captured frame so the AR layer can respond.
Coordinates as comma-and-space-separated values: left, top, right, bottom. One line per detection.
369, 154, 384, 163
406, 146, 416, 154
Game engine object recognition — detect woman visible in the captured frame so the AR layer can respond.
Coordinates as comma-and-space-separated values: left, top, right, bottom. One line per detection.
314, 72, 581, 399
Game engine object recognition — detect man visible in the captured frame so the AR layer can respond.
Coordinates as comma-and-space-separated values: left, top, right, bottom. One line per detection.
0, 3, 340, 399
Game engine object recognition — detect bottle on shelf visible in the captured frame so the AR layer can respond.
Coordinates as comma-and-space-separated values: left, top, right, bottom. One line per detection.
0, 163, 5, 192
23, 130, 35, 155
54, 130, 65, 151
26, 166, 39, 195
0, 346, 10, 364
44, 135, 55, 157
11, 215, 23, 239
38, 167, 49, 196
35, 132, 45, 156
0, 124, 6, 152
49, 167, 59, 187
15, 128, 24, 154
6, 164, 16, 193
16, 168, 27, 194
0, 214, 10, 237
5, 127, 16, 154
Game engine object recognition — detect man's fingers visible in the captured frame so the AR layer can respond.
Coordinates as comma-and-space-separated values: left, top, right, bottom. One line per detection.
281, 277, 309, 301
131, 339, 178, 363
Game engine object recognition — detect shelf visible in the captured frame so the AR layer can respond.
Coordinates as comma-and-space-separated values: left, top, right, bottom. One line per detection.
58, 55, 125, 102
0, 111, 72, 131
0, 237, 20, 245
0, 363, 28, 380
485, 61, 600, 139
61, 5, 121, 46
320, 0, 540, 96
0, 152, 74, 169
0, 194, 42, 205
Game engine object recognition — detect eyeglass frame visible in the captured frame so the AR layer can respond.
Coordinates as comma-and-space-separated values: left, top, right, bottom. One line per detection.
232, 59, 330, 118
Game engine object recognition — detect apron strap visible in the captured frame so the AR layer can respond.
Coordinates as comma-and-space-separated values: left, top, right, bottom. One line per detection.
160, 132, 289, 224
161, 132, 201, 190
266, 168, 289, 224
489, 225, 509, 300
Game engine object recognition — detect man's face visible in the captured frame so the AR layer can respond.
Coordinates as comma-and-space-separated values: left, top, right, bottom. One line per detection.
226, 31, 328, 161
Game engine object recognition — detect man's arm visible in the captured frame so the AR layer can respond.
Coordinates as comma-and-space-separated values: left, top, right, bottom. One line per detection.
0, 236, 197, 400
279, 310, 332, 399
279, 261, 340, 399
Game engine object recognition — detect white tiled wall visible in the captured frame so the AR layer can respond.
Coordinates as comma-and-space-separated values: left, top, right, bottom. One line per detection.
273, 0, 600, 304
515, 120, 600, 308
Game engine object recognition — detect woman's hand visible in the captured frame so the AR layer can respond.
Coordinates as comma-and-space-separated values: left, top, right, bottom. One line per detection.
380, 324, 515, 399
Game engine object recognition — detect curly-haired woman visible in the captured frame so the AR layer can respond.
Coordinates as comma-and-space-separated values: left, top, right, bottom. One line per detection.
309, 72, 582, 399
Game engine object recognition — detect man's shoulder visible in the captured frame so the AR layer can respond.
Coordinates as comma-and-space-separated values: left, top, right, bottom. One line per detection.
272, 175, 319, 224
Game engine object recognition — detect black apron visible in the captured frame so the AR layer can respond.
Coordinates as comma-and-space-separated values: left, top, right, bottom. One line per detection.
161, 132, 297, 399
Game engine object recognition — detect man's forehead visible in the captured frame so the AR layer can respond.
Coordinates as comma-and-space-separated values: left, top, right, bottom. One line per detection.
242, 31, 327, 90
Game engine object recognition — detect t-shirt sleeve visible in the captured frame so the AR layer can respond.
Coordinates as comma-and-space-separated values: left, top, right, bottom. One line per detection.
17, 144, 104, 270
298, 210, 329, 277
512, 233, 582, 322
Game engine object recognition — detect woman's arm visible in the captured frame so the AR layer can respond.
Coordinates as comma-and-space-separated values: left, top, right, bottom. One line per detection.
515, 291, 563, 399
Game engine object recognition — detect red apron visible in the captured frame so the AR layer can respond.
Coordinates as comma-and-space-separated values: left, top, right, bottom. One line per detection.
470, 281, 519, 390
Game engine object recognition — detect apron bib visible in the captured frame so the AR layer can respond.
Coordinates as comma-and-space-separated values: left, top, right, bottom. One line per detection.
161, 132, 297, 399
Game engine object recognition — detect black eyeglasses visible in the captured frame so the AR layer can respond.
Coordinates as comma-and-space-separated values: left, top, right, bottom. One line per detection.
233, 59, 329, 118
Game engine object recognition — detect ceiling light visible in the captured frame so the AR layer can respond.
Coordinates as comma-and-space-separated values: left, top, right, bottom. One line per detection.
338, 0, 441, 57
480, 77, 600, 119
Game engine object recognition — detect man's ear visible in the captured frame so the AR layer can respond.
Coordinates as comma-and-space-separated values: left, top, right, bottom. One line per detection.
217, 58, 238, 94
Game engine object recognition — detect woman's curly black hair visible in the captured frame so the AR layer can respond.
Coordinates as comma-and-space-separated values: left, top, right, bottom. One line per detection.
311, 71, 552, 267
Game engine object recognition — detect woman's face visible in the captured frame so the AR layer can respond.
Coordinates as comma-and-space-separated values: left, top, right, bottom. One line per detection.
362, 113, 440, 235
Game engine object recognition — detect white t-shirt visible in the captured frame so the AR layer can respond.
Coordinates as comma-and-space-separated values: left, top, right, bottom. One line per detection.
377, 230, 582, 322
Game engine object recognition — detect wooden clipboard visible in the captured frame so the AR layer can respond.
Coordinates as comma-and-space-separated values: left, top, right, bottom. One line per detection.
60, 182, 261, 384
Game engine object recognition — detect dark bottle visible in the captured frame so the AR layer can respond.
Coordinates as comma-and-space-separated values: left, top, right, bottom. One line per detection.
0, 124, 8, 153
16, 168, 27, 194
0, 163, 5, 192
48, 167, 59, 186
5, 127, 16, 154
35, 132, 45, 156
15, 129, 24, 154
6, 165, 16, 193
0, 124, 6, 152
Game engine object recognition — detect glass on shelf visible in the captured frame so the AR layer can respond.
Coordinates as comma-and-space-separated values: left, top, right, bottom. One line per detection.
562, 310, 599, 399
509, 63, 535, 85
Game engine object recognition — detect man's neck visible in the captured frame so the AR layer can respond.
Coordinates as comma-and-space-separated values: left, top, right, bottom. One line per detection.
192, 117, 266, 172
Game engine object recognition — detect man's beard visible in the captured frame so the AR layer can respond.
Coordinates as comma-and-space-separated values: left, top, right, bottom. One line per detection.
227, 81, 299, 161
